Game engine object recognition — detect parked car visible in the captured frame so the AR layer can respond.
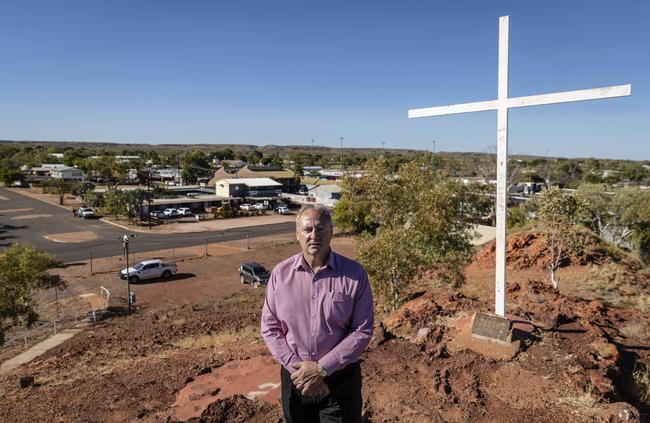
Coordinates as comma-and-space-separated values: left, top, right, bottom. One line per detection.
239, 262, 270, 287
119, 259, 177, 283
239, 204, 254, 211
252, 203, 266, 210
298, 185, 309, 195
75, 207, 96, 219
150, 210, 166, 220
177, 207, 193, 216
274, 206, 290, 215
163, 208, 179, 217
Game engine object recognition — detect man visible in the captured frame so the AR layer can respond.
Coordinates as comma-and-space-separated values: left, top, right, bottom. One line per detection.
261, 204, 374, 422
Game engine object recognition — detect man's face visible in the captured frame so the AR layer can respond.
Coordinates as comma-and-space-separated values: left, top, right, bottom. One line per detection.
296, 209, 333, 258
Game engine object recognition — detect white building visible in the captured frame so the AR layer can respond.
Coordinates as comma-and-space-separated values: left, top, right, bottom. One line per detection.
215, 177, 282, 198
50, 166, 85, 181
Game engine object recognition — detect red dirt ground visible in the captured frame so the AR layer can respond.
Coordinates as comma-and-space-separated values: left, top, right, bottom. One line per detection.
0, 231, 648, 422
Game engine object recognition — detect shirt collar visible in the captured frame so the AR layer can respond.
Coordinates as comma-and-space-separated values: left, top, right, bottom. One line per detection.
293, 249, 337, 273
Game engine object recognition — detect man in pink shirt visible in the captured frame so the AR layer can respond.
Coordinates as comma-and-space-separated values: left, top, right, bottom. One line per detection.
261, 204, 374, 422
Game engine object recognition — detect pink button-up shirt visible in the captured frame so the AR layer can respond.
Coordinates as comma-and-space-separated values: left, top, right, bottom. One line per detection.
261, 250, 374, 375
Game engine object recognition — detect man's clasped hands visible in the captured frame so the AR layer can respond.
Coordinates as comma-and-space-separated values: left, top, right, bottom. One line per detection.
290, 361, 329, 398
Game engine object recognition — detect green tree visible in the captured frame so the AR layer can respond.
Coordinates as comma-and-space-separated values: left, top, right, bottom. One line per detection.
42, 179, 78, 205
343, 159, 486, 309
103, 189, 127, 218
181, 151, 211, 184
578, 184, 650, 248
333, 197, 378, 235
76, 181, 96, 202
0, 244, 65, 345
537, 186, 585, 290
0, 168, 25, 186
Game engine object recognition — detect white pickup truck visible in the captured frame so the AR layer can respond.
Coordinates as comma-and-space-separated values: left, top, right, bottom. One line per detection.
119, 259, 177, 283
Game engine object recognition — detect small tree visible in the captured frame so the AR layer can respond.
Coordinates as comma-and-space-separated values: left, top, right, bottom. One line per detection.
0, 168, 25, 186
578, 184, 650, 248
42, 179, 78, 205
103, 189, 127, 219
0, 244, 65, 345
341, 159, 486, 309
537, 186, 585, 290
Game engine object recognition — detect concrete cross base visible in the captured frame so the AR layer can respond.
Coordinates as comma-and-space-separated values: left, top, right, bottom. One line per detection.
449, 313, 534, 361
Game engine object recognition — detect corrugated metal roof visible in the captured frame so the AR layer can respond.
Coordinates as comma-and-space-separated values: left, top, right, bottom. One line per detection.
216, 178, 282, 187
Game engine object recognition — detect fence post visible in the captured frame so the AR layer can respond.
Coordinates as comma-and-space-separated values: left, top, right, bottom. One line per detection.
246, 233, 250, 250
204, 239, 208, 257
89, 252, 93, 275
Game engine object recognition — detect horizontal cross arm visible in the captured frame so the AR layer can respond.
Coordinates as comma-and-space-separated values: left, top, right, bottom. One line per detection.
507, 84, 631, 109
408, 99, 497, 118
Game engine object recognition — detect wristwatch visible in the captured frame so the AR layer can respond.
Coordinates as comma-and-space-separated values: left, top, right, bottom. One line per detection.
317, 363, 328, 378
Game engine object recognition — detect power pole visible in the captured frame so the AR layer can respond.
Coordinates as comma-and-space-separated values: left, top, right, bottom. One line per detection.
432, 140, 436, 169
339, 137, 345, 171
147, 168, 152, 230
122, 234, 136, 313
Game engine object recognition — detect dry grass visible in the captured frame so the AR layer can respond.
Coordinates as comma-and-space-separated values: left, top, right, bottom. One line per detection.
560, 385, 602, 409
616, 294, 650, 312
174, 325, 261, 349
435, 311, 468, 329
621, 322, 650, 341
633, 363, 650, 405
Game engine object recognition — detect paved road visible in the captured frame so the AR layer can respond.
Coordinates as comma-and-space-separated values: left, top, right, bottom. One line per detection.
0, 187, 295, 263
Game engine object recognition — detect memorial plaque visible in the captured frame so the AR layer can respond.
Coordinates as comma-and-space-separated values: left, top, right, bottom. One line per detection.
471, 312, 512, 345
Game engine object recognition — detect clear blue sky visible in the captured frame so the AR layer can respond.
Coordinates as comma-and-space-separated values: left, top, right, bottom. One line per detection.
0, 1, 647, 160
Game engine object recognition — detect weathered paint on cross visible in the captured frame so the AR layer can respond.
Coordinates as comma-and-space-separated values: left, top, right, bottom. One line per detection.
408, 15, 631, 317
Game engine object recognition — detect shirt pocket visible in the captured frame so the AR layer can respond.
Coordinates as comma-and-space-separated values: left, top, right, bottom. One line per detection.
326, 292, 354, 327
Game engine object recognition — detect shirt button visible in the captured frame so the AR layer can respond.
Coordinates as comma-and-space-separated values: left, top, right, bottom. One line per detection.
312, 295, 316, 299
312, 333, 316, 337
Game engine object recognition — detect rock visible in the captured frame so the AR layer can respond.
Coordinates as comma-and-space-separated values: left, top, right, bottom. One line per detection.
590, 338, 618, 363
197, 367, 212, 376
586, 369, 614, 395
19, 376, 34, 388
591, 402, 639, 423
415, 327, 430, 343
185, 377, 194, 384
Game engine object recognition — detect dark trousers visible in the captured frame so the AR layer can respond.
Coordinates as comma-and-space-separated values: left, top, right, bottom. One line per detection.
281, 362, 362, 423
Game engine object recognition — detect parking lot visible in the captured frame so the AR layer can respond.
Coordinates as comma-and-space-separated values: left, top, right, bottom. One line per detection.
0, 187, 297, 262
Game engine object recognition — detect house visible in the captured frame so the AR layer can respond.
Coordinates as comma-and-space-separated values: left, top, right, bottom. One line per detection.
26, 164, 83, 183
50, 166, 85, 181
208, 165, 300, 193
153, 168, 182, 184
214, 177, 283, 199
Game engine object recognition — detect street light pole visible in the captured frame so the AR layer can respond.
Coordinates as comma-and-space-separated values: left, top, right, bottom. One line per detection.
122, 234, 135, 313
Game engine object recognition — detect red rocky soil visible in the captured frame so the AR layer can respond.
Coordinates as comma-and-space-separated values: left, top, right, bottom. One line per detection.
0, 231, 648, 422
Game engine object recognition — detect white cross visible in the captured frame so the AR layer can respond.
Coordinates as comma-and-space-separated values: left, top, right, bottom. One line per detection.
408, 16, 631, 317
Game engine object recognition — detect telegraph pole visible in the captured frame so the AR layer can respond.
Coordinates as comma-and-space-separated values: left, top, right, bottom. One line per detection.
339, 137, 345, 171
122, 234, 136, 313
432, 140, 436, 169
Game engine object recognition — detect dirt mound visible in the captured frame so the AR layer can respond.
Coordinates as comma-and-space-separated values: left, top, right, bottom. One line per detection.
376, 281, 647, 421
188, 395, 282, 423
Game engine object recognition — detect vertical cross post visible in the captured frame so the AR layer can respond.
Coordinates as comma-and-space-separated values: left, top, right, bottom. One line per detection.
495, 16, 509, 317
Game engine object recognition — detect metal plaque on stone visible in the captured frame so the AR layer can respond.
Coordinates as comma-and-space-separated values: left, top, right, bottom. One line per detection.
471, 312, 512, 345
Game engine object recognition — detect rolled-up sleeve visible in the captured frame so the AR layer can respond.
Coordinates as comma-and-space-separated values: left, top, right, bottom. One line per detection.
318, 270, 374, 374
261, 272, 300, 373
